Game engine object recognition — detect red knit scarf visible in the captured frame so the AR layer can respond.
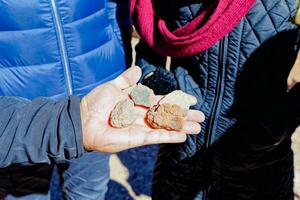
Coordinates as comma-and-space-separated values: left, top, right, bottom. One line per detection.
130, 0, 256, 57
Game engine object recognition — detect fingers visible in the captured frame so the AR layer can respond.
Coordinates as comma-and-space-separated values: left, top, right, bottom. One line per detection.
144, 131, 187, 145
186, 110, 205, 122
111, 66, 142, 89
182, 121, 201, 134
188, 95, 198, 106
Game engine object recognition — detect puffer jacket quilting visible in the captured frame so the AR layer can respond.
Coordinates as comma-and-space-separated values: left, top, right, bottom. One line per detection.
0, 0, 130, 197
0, 0, 129, 100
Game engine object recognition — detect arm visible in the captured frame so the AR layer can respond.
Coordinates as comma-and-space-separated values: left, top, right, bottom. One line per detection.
0, 67, 204, 167
0, 96, 84, 167
135, 41, 178, 95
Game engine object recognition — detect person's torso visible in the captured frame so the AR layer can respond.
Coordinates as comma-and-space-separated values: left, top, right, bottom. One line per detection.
0, 0, 127, 100
158, 0, 300, 165
151, 1, 300, 199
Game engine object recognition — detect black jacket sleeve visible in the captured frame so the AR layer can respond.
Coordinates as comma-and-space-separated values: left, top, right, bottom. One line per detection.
0, 96, 84, 168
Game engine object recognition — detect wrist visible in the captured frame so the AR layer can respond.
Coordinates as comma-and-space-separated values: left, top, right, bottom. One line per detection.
80, 98, 94, 151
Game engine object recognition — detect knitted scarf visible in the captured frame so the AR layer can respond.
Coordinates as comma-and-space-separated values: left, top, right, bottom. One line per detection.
130, 0, 256, 57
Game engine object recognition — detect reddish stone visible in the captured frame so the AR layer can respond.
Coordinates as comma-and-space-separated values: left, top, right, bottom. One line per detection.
147, 103, 184, 131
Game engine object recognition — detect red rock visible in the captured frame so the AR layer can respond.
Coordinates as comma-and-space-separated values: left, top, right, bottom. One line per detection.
147, 103, 184, 131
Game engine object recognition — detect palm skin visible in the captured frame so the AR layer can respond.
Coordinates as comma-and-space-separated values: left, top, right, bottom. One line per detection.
80, 66, 205, 153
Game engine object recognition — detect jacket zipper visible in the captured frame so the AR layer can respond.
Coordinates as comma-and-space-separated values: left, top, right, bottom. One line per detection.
205, 38, 225, 148
203, 38, 225, 200
50, 0, 73, 95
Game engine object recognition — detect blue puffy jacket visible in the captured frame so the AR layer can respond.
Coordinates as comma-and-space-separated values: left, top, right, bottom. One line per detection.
0, 0, 131, 166
0, 0, 128, 100
136, 0, 300, 199
0, 0, 131, 198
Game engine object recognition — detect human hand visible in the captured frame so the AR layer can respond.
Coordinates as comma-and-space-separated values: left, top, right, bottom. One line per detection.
287, 50, 300, 91
80, 66, 205, 153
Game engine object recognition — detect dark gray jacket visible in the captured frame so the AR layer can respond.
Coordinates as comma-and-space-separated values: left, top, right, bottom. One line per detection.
0, 96, 83, 168
136, 0, 300, 199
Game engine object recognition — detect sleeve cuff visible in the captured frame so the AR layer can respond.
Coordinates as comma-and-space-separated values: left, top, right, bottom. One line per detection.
69, 96, 85, 158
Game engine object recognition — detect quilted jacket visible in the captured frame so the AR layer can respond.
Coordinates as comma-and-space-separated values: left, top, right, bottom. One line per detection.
0, 0, 130, 197
136, 0, 300, 199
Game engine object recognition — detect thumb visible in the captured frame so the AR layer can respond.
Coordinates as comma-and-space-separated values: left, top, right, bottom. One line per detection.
111, 66, 142, 89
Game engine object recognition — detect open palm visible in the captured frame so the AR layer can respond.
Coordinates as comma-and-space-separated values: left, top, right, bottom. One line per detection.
80, 66, 205, 153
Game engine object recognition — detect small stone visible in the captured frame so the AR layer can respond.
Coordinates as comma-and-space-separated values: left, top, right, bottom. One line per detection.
110, 99, 137, 128
130, 83, 155, 107
159, 90, 197, 115
147, 103, 185, 131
